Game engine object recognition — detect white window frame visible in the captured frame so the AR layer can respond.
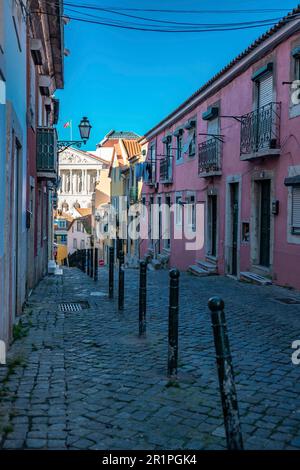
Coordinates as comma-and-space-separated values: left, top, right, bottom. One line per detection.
291, 185, 300, 235
185, 192, 196, 232
287, 166, 300, 244
175, 193, 182, 226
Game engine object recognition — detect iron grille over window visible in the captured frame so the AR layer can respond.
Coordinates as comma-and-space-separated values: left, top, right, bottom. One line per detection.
160, 157, 173, 183
198, 138, 221, 175
36, 127, 58, 174
146, 145, 156, 185
240, 102, 281, 155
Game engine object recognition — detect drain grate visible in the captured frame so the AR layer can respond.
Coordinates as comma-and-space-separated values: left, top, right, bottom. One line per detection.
59, 301, 90, 312
274, 297, 300, 305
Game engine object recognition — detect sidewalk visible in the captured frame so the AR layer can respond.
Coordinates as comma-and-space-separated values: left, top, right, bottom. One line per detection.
0, 267, 300, 450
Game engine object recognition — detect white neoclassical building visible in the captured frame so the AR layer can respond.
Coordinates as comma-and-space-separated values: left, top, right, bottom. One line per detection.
58, 147, 110, 216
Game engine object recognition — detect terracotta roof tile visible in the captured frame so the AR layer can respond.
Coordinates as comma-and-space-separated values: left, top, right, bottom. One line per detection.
122, 139, 141, 159
76, 208, 92, 217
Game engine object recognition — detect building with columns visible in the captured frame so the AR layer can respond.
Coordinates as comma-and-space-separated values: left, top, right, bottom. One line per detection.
58, 147, 110, 216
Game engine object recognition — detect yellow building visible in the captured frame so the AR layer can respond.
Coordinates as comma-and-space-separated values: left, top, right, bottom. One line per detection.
53, 211, 74, 265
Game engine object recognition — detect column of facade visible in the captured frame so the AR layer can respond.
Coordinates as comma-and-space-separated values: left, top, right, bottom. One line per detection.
87, 172, 91, 194
70, 169, 73, 194
75, 171, 78, 194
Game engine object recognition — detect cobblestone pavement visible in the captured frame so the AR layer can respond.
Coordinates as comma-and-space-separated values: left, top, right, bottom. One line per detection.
0, 266, 300, 450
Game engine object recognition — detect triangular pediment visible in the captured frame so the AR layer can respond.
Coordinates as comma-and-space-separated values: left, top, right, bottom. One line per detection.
59, 148, 103, 165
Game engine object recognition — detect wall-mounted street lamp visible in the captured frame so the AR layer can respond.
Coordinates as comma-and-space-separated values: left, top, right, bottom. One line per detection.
57, 116, 92, 153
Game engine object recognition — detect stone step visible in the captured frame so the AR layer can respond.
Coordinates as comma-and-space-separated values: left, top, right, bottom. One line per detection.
150, 259, 162, 270
188, 265, 213, 277
196, 259, 218, 273
240, 271, 272, 286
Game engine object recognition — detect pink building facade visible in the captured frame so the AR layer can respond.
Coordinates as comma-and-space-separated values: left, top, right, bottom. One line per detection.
141, 11, 300, 290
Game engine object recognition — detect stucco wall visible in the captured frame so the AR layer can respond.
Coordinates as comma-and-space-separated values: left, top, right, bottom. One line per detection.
142, 29, 300, 289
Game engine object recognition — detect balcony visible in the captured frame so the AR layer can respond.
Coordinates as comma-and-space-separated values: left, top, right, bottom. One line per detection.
36, 127, 58, 180
159, 157, 173, 184
129, 186, 139, 203
240, 102, 281, 160
198, 138, 222, 177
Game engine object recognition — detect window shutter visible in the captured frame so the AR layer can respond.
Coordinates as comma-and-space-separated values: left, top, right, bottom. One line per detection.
207, 118, 218, 137
258, 73, 273, 108
292, 186, 300, 229
183, 132, 194, 153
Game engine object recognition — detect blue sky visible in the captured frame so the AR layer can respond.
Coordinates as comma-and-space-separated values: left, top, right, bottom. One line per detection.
56, 0, 298, 149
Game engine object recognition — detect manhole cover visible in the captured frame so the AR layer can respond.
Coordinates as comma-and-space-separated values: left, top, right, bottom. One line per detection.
274, 298, 300, 305
59, 301, 90, 312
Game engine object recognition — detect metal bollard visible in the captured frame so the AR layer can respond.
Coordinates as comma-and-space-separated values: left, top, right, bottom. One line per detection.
90, 248, 94, 278
94, 248, 98, 282
109, 247, 114, 299
167, 269, 180, 378
82, 250, 85, 272
208, 297, 243, 451
139, 260, 147, 337
118, 251, 125, 311
87, 249, 90, 276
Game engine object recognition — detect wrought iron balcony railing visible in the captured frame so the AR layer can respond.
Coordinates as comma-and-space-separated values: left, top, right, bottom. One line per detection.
198, 138, 222, 176
36, 127, 58, 179
240, 102, 281, 157
159, 157, 173, 183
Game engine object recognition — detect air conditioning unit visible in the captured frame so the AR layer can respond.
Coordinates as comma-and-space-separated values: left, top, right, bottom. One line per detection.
30, 38, 44, 66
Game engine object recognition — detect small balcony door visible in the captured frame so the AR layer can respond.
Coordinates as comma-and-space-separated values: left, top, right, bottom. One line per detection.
207, 195, 217, 257
259, 180, 271, 267
230, 183, 239, 276
256, 73, 273, 150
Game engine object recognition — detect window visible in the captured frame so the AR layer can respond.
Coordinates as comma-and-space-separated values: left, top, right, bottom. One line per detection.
43, 192, 47, 238
142, 196, 146, 218
176, 132, 183, 161
149, 196, 154, 244
189, 130, 196, 157
295, 56, 300, 81
186, 194, 196, 231
58, 220, 66, 229
175, 194, 182, 225
183, 124, 196, 157
165, 137, 172, 159
73, 238, 77, 249
80, 239, 85, 249
149, 144, 156, 183
164, 196, 171, 249
77, 221, 81, 232
291, 186, 300, 234
58, 235, 67, 244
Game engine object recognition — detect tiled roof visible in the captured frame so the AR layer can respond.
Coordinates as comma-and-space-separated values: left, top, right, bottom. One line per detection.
144, 5, 300, 137
76, 208, 92, 217
68, 214, 92, 234
54, 211, 74, 222
122, 139, 141, 160
106, 130, 140, 140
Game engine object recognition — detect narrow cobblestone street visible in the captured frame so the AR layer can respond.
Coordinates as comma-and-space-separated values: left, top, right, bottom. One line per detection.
0, 267, 300, 450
